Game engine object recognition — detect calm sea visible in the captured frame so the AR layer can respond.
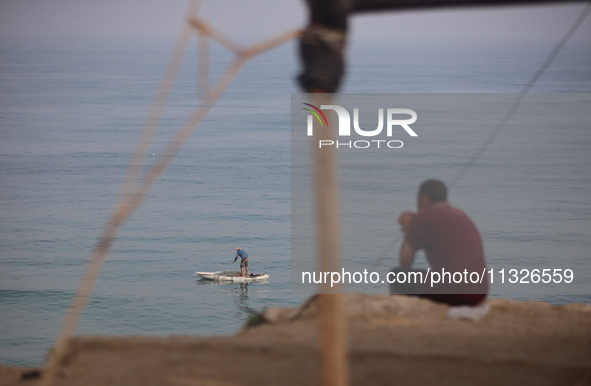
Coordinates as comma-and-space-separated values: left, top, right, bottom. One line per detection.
1, 36, 590, 367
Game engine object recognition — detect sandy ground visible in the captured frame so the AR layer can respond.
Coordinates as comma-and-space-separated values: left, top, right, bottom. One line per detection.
1, 294, 590, 386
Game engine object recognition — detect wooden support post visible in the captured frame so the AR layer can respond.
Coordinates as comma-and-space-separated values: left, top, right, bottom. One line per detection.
312, 93, 348, 386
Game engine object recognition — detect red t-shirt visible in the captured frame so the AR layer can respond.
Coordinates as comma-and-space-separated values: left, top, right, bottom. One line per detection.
406, 204, 488, 295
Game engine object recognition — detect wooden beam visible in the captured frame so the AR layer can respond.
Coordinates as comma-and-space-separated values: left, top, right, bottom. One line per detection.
351, 0, 587, 13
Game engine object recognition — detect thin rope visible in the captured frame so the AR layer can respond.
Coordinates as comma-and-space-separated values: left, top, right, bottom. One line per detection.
375, 1, 591, 269
40, 7, 300, 386
450, 1, 591, 186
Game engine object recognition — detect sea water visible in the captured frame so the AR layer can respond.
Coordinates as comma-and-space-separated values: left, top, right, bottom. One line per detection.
0, 36, 590, 367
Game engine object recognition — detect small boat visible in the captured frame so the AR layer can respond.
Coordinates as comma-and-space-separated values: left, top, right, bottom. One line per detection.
195, 270, 269, 282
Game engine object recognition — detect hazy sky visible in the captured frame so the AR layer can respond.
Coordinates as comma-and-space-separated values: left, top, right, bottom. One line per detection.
0, 0, 590, 44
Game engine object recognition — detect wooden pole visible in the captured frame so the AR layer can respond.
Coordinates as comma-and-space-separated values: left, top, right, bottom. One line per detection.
350, 0, 587, 14
312, 93, 348, 386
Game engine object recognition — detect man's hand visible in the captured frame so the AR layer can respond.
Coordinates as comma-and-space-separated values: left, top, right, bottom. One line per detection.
398, 212, 413, 233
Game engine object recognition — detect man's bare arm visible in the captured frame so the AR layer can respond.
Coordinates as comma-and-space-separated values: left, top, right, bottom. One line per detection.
397, 211, 416, 268
399, 240, 415, 268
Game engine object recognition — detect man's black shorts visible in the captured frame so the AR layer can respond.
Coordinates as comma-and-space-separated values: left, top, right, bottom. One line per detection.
240, 258, 248, 268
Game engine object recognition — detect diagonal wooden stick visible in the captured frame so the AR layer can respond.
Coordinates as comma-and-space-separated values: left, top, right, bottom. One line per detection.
40, 10, 300, 386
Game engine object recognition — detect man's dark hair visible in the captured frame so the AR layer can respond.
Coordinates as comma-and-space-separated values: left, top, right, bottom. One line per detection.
419, 179, 447, 204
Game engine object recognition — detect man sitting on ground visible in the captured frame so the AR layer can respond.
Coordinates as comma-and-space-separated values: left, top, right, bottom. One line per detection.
391, 179, 488, 306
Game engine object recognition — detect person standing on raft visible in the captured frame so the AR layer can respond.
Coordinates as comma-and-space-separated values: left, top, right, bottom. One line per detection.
391, 179, 488, 306
233, 248, 249, 277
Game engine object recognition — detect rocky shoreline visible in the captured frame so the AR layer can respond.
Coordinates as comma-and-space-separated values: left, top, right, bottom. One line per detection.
1, 295, 590, 385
